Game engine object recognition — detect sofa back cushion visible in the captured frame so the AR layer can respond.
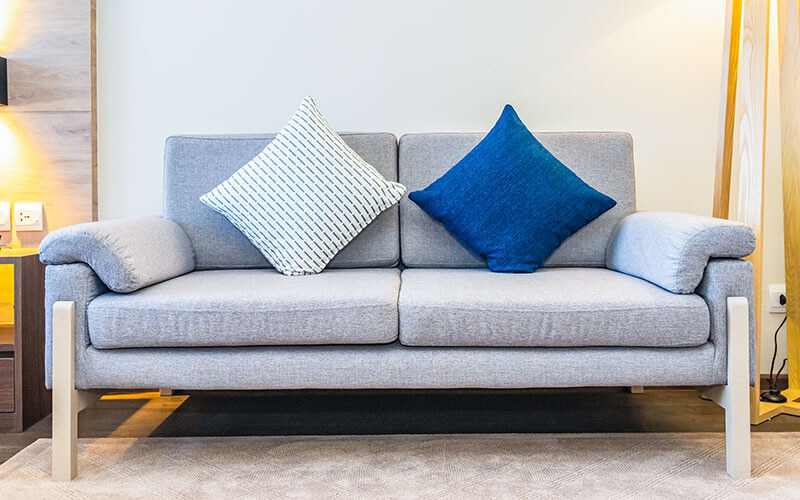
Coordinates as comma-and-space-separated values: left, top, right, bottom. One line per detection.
399, 132, 635, 268
164, 133, 400, 270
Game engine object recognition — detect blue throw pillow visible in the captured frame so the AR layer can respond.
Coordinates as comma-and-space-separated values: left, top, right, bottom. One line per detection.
408, 104, 616, 273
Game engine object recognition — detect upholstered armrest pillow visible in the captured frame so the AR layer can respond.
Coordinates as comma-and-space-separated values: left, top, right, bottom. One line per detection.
606, 211, 755, 294
39, 217, 195, 293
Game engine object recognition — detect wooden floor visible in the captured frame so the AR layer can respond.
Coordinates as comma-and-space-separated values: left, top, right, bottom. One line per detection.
2, 387, 800, 465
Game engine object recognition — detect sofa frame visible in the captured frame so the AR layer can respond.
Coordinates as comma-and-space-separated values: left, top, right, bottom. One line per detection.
39, 131, 757, 482
50, 297, 752, 481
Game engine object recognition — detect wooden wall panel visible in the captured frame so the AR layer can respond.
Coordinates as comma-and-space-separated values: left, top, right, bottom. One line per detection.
0, 113, 93, 247
1, 0, 91, 112
778, 0, 800, 389
0, 0, 94, 247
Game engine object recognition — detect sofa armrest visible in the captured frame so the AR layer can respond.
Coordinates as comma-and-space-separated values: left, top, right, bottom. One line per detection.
606, 212, 755, 294
44, 263, 108, 389
696, 258, 757, 386
39, 216, 195, 293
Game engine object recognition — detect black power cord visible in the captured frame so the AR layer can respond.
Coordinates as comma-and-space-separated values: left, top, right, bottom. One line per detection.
761, 314, 788, 404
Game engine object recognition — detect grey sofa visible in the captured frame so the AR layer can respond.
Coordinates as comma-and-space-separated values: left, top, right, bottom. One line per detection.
39, 132, 757, 481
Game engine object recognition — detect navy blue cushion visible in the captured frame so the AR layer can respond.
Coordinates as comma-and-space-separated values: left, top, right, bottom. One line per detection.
408, 105, 616, 273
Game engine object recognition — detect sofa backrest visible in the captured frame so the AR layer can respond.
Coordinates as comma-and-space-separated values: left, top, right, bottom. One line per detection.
164, 133, 401, 270
398, 132, 636, 268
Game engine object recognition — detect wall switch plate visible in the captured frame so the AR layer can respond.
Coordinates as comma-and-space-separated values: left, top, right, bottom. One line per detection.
0, 202, 10, 231
769, 284, 787, 313
14, 202, 43, 231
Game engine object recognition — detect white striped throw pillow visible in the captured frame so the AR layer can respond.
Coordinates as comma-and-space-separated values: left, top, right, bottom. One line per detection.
200, 97, 406, 276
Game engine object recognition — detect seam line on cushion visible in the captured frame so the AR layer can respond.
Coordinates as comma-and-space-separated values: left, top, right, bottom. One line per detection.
91, 339, 401, 350
401, 262, 606, 268
398, 333, 710, 348
169, 132, 392, 141
398, 339, 709, 348
399, 305, 707, 314
87, 304, 397, 314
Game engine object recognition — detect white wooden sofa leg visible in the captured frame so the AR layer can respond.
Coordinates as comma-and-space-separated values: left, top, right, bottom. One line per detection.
700, 297, 751, 479
629, 386, 644, 393
159, 388, 173, 396
52, 301, 77, 481
52, 301, 102, 482
723, 297, 751, 479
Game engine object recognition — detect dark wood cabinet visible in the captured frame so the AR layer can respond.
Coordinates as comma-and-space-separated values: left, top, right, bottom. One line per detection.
0, 249, 50, 432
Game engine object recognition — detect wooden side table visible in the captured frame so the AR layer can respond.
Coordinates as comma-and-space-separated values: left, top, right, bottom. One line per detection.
0, 248, 50, 432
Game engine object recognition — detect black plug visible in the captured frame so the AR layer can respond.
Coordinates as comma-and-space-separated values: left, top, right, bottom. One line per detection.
780, 294, 786, 306
761, 388, 787, 403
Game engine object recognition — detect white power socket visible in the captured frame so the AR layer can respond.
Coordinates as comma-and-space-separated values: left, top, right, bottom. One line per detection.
769, 284, 787, 313
0, 201, 10, 231
15, 202, 43, 231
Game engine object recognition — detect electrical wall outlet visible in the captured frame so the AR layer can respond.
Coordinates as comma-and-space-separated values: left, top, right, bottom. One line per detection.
769, 284, 787, 313
14, 202, 43, 231
0, 202, 10, 231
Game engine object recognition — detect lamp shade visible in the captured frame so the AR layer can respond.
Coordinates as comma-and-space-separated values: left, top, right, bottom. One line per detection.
0, 57, 7, 106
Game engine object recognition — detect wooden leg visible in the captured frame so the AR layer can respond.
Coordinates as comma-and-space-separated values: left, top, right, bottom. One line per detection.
699, 297, 751, 479
159, 389, 173, 397
52, 301, 77, 482
629, 386, 644, 394
52, 301, 102, 481
724, 297, 751, 479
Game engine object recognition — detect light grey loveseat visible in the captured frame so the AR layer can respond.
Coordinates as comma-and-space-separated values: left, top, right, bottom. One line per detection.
39, 132, 757, 481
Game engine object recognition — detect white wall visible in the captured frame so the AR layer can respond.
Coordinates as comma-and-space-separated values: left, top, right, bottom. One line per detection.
98, 0, 727, 218
96, 0, 786, 370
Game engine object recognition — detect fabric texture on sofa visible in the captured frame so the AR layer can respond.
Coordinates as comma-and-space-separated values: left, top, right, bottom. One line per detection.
398, 268, 710, 348
44, 263, 107, 388
40, 131, 757, 393
696, 258, 757, 385
407, 106, 617, 273
164, 132, 401, 270
399, 132, 636, 268
199, 97, 406, 276
87, 269, 401, 349
39, 217, 194, 293
606, 211, 756, 294
77, 343, 718, 390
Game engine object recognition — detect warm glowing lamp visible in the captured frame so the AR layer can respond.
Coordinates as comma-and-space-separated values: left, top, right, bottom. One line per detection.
0, 56, 7, 106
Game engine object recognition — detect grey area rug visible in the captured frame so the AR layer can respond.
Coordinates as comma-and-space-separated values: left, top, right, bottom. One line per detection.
1, 433, 799, 499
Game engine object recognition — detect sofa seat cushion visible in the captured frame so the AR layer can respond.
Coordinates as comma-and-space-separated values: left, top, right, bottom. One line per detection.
398, 268, 709, 348
88, 269, 400, 349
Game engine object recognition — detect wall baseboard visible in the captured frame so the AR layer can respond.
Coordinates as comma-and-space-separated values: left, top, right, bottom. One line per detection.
760, 373, 789, 391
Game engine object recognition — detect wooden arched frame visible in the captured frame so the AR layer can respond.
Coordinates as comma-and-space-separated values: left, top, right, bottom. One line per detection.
714, 0, 800, 423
